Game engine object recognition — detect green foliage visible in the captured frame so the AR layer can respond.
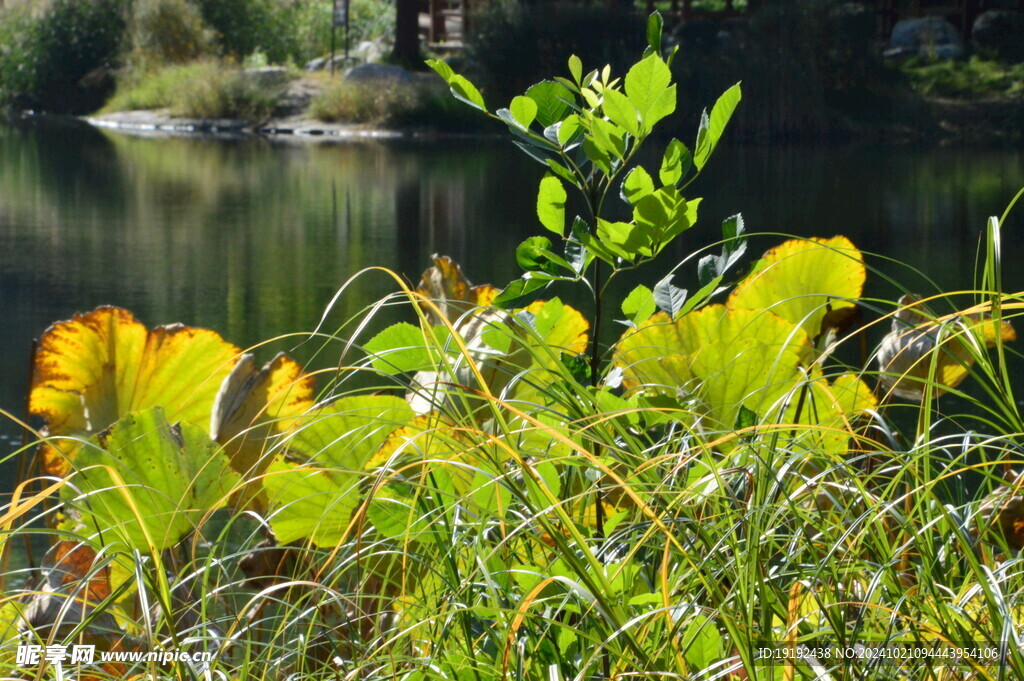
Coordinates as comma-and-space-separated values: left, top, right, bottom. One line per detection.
64, 407, 238, 551
127, 0, 215, 69
902, 55, 1024, 99
0, 0, 126, 113
6, 15, 1024, 681
309, 77, 472, 128
104, 59, 282, 121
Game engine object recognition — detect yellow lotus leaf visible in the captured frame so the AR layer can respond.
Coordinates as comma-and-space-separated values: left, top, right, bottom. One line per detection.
728, 236, 865, 340
416, 254, 500, 326
616, 305, 840, 441
615, 305, 812, 392
30, 306, 240, 476
210, 352, 316, 479
523, 298, 589, 359
876, 297, 1016, 401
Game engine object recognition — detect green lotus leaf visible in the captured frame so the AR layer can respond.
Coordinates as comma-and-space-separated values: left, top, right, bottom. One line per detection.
30, 306, 241, 477
778, 371, 876, 454
728, 236, 865, 340
63, 407, 239, 552
263, 396, 416, 546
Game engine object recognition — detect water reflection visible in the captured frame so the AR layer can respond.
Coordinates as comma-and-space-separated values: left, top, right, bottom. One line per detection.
1, 120, 1023, 447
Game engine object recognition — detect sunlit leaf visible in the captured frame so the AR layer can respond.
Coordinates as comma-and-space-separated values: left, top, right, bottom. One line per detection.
624, 54, 675, 131
415, 254, 499, 326
365, 322, 437, 375
659, 138, 691, 187
526, 81, 574, 128
449, 74, 486, 111
64, 407, 239, 551
876, 296, 1016, 401
621, 166, 655, 205
602, 88, 640, 137
262, 460, 362, 546
30, 306, 240, 476
210, 352, 315, 484
694, 83, 741, 170
537, 173, 568, 237
263, 396, 415, 546
622, 285, 657, 326
509, 95, 538, 129
728, 236, 865, 340
614, 305, 813, 430
568, 55, 583, 84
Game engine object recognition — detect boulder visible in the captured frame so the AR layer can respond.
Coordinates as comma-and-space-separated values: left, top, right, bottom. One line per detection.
885, 17, 965, 60
973, 10, 1024, 63
304, 56, 328, 72
343, 63, 414, 85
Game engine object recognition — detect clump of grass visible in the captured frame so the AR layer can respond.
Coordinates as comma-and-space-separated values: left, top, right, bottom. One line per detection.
310, 78, 422, 125
103, 59, 282, 121
309, 77, 479, 129
902, 55, 1024, 99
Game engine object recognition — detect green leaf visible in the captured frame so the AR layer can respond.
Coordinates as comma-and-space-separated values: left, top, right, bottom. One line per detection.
66, 407, 238, 551
646, 12, 664, 53
537, 173, 567, 236
621, 166, 655, 205
602, 88, 641, 137
545, 158, 576, 184
493, 277, 548, 309
558, 114, 583, 146
265, 396, 415, 546
568, 55, 583, 84
622, 285, 657, 326
263, 460, 362, 546
624, 54, 675, 131
449, 74, 487, 111
526, 81, 574, 127
681, 615, 723, 672
653, 274, 687, 317
582, 136, 612, 175
659, 138, 691, 187
597, 219, 652, 260
734, 405, 758, 431
364, 322, 434, 374
694, 82, 741, 170
516, 236, 566, 275
697, 213, 747, 286
425, 59, 453, 83
287, 396, 414, 469
589, 117, 627, 160
678, 275, 723, 317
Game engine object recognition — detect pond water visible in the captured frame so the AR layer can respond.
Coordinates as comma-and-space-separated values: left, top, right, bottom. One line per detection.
2, 118, 1024, 480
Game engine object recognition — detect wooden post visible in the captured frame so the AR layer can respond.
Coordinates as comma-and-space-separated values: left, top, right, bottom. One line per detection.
429, 0, 444, 43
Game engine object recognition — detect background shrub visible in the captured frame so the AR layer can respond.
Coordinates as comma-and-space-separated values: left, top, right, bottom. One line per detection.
193, 0, 395, 66
309, 76, 482, 130
0, 0, 127, 114
103, 59, 280, 121
128, 0, 215, 69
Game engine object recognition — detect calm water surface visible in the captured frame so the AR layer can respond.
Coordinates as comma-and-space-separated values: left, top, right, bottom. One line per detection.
2, 119, 1024, 469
